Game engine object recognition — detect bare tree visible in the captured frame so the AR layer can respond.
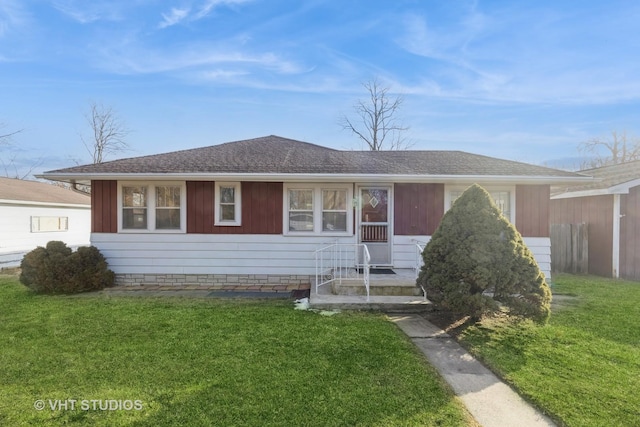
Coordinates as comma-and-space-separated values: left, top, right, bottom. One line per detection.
82, 102, 131, 164
340, 78, 410, 151
0, 122, 22, 146
0, 123, 34, 178
1, 155, 43, 179
579, 131, 640, 169
0, 129, 21, 143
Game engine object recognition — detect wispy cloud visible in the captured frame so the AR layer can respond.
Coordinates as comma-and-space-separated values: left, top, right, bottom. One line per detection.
395, 3, 640, 105
198, 69, 250, 80
0, 0, 28, 37
96, 41, 307, 78
53, 2, 101, 24
158, 7, 191, 29
159, 0, 253, 29
52, 1, 143, 24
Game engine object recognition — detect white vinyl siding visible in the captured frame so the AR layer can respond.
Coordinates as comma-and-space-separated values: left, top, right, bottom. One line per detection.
0, 203, 90, 268
91, 233, 356, 276
89, 232, 552, 282
392, 235, 551, 281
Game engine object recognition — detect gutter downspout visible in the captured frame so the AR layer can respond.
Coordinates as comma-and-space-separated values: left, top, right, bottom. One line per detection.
71, 180, 91, 196
612, 194, 621, 279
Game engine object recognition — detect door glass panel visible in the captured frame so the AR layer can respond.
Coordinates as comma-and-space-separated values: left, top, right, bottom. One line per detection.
361, 189, 388, 223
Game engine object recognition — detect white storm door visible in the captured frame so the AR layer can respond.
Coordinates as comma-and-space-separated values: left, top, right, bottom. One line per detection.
358, 187, 392, 266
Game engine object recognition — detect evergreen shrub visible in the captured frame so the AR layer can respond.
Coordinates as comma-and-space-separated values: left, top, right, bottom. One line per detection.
417, 184, 551, 323
20, 241, 114, 294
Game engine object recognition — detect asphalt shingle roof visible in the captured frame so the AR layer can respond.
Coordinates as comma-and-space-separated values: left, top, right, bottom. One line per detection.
552, 160, 640, 194
44, 135, 584, 178
0, 177, 90, 205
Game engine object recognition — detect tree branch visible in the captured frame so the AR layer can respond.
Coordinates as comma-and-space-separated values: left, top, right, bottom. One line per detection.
83, 101, 131, 164
339, 78, 410, 151
579, 130, 640, 168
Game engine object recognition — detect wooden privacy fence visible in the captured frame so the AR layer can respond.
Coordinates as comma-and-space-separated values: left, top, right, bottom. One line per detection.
550, 223, 588, 274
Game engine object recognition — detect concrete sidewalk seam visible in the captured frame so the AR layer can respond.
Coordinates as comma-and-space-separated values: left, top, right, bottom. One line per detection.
388, 314, 556, 427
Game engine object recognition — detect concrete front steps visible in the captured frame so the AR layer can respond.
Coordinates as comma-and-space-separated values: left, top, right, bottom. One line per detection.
310, 269, 432, 312
331, 280, 423, 297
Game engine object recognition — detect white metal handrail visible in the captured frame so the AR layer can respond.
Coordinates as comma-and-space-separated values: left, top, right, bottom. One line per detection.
315, 243, 371, 301
414, 242, 426, 280
413, 241, 428, 301
362, 244, 371, 301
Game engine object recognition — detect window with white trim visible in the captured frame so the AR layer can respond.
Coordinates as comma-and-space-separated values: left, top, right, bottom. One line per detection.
155, 185, 181, 230
284, 184, 352, 235
288, 188, 314, 231
122, 186, 148, 229
448, 187, 513, 220
31, 216, 69, 232
322, 189, 347, 232
120, 183, 185, 232
215, 182, 241, 226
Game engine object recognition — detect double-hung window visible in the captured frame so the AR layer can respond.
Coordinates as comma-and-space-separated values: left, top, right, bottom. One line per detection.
120, 183, 185, 232
322, 189, 347, 232
288, 189, 314, 232
155, 186, 181, 230
122, 186, 148, 229
285, 184, 351, 235
215, 182, 242, 226
448, 186, 514, 221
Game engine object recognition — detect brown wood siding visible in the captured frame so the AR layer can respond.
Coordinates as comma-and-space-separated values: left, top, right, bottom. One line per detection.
515, 185, 550, 237
550, 195, 614, 277
91, 180, 117, 233
186, 181, 215, 233
187, 181, 283, 234
394, 183, 444, 235
620, 186, 640, 280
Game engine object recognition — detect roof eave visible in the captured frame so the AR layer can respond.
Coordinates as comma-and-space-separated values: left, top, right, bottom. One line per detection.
552, 177, 640, 199
0, 198, 91, 208
40, 172, 594, 186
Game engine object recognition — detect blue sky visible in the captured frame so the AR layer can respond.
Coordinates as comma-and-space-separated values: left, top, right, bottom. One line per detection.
1, 0, 640, 178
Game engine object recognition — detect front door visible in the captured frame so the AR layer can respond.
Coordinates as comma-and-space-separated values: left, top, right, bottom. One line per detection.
358, 187, 392, 266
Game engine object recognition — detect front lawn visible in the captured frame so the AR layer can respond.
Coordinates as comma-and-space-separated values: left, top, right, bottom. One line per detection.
0, 275, 473, 426
459, 274, 640, 426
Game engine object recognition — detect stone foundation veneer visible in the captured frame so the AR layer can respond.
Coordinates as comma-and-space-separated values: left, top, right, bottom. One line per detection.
115, 273, 312, 291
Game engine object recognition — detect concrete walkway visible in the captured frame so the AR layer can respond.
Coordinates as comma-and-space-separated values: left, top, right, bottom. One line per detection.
389, 314, 556, 427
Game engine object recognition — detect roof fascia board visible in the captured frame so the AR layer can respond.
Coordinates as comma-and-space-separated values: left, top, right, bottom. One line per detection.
40, 172, 594, 185
551, 189, 612, 199
0, 198, 91, 208
608, 177, 640, 193
552, 177, 640, 199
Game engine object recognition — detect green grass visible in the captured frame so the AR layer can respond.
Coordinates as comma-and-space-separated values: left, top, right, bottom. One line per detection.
459, 274, 640, 427
0, 275, 472, 426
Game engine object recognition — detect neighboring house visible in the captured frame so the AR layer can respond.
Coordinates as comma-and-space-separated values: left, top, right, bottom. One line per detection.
0, 177, 91, 268
41, 135, 590, 288
551, 160, 640, 280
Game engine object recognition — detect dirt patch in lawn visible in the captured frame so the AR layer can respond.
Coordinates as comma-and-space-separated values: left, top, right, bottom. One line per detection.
421, 293, 579, 338
550, 294, 580, 311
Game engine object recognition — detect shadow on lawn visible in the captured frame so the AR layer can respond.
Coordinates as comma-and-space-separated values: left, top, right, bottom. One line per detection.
127, 385, 468, 427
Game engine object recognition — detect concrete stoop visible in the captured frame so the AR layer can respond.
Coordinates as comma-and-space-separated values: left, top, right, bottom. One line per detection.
330, 280, 423, 297
310, 269, 431, 312
309, 296, 433, 312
